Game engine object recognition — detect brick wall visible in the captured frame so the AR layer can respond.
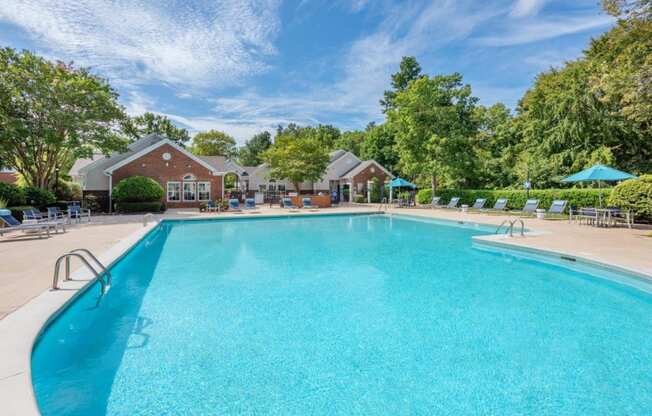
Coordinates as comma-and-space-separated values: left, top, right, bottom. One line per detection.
112, 144, 223, 208
352, 163, 390, 189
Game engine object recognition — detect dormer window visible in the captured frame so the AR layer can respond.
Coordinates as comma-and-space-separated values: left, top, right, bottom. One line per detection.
183, 174, 196, 181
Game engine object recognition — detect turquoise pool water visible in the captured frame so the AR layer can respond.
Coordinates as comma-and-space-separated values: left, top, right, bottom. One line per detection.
32, 214, 652, 415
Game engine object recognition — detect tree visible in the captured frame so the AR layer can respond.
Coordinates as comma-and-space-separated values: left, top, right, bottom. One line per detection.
389, 73, 479, 190
360, 123, 400, 174
335, 130, 365, 155
262, 128, 329, 193
275, 123, 341, 151
380, 56, 424, 112
123, 112, 190, 143
602, 0, 651, 18
238, 131, 272, 166
0, 48, 128, 189
190, 130, 237, 157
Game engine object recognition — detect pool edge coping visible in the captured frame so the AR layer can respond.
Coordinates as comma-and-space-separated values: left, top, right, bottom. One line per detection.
3, 210, 651, 415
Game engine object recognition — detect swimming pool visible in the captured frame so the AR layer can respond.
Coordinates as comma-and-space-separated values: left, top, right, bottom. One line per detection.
32, 214, 652, 415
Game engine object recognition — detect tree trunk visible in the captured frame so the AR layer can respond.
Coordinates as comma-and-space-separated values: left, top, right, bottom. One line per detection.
431, 175, 438, 193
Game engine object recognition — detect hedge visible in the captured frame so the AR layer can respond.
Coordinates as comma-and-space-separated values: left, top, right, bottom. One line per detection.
24, 186, 56, 208
416, 188, 611, 211
608, 175, 652, 221
0, 183, 26, 206
113, 176, 164, 203
114, 201, 165, 213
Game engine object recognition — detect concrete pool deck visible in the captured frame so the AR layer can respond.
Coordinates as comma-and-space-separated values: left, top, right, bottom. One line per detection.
1, 205, 651, 414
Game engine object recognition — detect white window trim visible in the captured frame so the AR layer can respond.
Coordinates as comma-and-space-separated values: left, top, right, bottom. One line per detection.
197, 181, 210, 201
183, 182, 197, 201
167, 181, 181, 202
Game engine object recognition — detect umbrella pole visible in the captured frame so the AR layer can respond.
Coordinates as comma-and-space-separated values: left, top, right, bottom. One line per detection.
598, 181, 603, 208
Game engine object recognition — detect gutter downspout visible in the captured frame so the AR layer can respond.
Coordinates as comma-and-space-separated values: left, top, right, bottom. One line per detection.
104, 171, 113, 214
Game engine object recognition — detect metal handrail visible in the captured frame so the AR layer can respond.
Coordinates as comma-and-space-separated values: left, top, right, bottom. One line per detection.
495, 218, 525, 237
52, 253, 106, 293
69, 248, 113, 288
143, 213, 157, 227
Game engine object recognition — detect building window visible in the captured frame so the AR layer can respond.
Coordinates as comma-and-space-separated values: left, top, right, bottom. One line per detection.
183, 173, 196, 181
278, 184, 286, 192
167, 182, 181, 202
259, 184, 267, 191
183, 182, 196, 201
197, 182, 210, 201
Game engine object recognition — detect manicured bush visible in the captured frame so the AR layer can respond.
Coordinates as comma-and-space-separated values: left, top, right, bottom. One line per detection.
370, 177, 382, 203
354, 195, 366, 203
418, 188, 610, 211
113, 176, 164, 203
114, 201, 165, 213
608, 175, 652, 221
24, 186, 56, 208
7, 205, 36, 221
0, 182, 26, 206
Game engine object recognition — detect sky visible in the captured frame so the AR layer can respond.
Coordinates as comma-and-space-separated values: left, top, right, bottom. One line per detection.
0, 0, 615, 144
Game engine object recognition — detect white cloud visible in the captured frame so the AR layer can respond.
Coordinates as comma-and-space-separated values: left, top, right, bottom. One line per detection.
0, 0, 281, 87
510, 0, 546, 18
476, 14, 614, 46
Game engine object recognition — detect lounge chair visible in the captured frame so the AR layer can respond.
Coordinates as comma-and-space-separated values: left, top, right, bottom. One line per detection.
244, 198, 260, 213
68, 205, 91, 223
228, 199, 241, 212
22, 208, 48, 222
206, 200, 218, 212
302, 197, 318, 210
576, 207, 598, 226
520, 199, 540, 216
0, 209, 55, 238
443, 197, 460, 209
431, 197, 442, 208
482, 198, 508, 212
47, 206, 66, 222
546, 200, 567, 218
282, 197, 299, 210
470, 198, 486, 210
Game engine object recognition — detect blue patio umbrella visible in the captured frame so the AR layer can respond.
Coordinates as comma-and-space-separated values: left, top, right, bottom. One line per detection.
561, 164, 637, 206
389, 177, 416, 189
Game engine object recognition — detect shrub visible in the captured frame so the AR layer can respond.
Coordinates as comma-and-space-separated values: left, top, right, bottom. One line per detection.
419, 188, 610, 210
7, 205, 35, 221
24, 186, 56, 208
416, 189, 433, 205
113, 176, 164, 202
115, 201, 165, 213
608, 175, 652, 221
69, 182, 82, 200
0, 182, 26, 206
370, 177, 382, 203
354, 195, 366, 203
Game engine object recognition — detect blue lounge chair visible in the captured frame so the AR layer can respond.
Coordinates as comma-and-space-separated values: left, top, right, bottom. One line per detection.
443, 197, 460, 209
206, 200, 218, 212
302, 197, 318, 210
282, 197, 298, 210
244, 198, 259, 212
22, 208, 47, 222
47, 206, 66, 222
228, 199, 241, 212
431, 197, 442, 208
0, 209, 55, 238
68, 205, 91, 223
546, 200, 567, 218
470, 198, 486, 210
521, 199, 540, 215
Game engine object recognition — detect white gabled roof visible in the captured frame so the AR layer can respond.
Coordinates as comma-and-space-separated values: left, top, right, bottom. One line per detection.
104, 138, 219, 175
339, 159, 394, 179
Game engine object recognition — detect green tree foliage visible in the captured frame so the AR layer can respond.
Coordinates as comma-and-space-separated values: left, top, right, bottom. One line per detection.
123, 112, 190, 144
360, 122, 399, 175
238, 131, 272, 166
335, 130, 365, 156
380, 56, 423, 112
602, 0, 652, 18
23, 186, 55, 207
0, 48, 128, 189
190, 130, 237, 157
389, 73, 479, 190
262, 128, 329, 193
276, 123, 342, 151
0, 182, 26, 206
112, 176, 164, 202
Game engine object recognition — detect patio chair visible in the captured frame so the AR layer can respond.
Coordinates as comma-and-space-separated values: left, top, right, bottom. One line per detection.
22, 208, 48, 222
302, 197, 318, 210
206, 200, 218, 212
228, 199, 241, 212
68, 205, 91, 223
604, 207, 633, 229
443, 197, 460, 209
520, 199, 540, 215
470, 198, 486, 210
47, 206, 66, 222
282, 197, 299, 210
244, 198, 259, 213
576, 207, 598, 226
0, 209, 53, 238
483, 198, 508, 212
546, 200, 567, 218
431, 197, 442, 208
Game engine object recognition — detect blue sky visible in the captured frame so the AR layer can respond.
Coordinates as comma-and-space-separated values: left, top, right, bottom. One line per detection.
0, 0, 614, 144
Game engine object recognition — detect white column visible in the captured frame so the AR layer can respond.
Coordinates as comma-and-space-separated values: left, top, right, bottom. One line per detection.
367, 180, 372, 203
221, 175, 225, 199
349, 182, 354, 203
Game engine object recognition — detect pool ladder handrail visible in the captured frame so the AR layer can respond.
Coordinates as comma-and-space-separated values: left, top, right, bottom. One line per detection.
378, 197, 389, 213
52, 248, 112, 294
143, 213, 160, 227
495, 217, 525, 237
